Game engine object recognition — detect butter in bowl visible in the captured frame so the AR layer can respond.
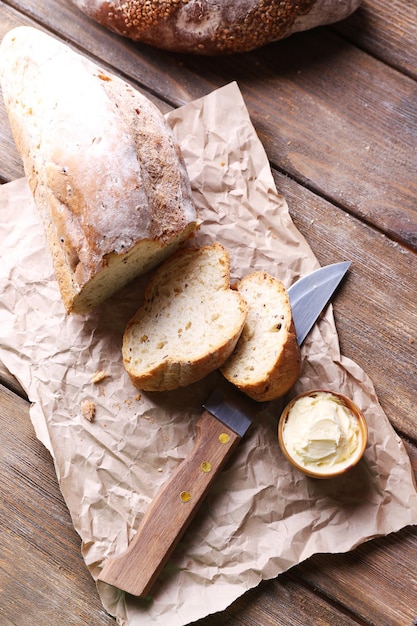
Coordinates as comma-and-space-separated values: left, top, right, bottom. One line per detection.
278, 390, 368, 478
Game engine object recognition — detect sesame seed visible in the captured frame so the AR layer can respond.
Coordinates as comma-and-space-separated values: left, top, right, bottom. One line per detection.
98, 0, 317, 54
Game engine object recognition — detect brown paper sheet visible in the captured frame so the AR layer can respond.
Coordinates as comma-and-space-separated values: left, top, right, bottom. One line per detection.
1, 82, 416, 626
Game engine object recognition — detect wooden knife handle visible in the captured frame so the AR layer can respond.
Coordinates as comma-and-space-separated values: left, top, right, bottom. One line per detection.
97, 410, 242, 597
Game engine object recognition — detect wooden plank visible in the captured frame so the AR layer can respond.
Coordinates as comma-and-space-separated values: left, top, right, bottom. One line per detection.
294, 525, 417, 626
275, 170, 417, 441
334, 0, 417, 80
0, 384, 115, 625
0, 380, 374, 625
195, 573, 368, 625
0, 4, 25, 181
208, 32, 417, 252
1, 2, 416, 251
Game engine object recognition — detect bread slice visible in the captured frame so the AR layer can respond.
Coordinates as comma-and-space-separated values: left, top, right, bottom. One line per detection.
0, 27, 197, 314
220, 271, 301, 401
122, 243, 248, 391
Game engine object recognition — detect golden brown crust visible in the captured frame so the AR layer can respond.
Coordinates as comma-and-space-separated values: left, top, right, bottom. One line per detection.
0, 27, 198, 313
234, 320, 300, 401
70, 0, 361, 55
126, 334, 244, 391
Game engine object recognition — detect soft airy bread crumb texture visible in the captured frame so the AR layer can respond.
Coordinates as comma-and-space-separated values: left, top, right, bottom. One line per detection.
221, 271, 301, 401
122, 243, 248, 391
0, 27, 197, 314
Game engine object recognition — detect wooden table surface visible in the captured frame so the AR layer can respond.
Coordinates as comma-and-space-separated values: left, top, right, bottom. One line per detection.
1, 0, 416, 624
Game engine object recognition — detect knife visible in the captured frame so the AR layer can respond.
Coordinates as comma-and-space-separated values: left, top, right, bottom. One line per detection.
97, 261, 350, 597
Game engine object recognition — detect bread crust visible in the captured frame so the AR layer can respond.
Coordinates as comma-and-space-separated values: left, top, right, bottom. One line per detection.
221, 271, 301, 401
70, 0, 361, 55
122, 243, 248, 391
0, 27, 197, 313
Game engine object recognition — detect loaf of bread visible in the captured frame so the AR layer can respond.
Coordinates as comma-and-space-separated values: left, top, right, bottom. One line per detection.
70, 0, 361, 55
122, 243, 248, 391
220, 271, 301, 401
0, 27, 198, 314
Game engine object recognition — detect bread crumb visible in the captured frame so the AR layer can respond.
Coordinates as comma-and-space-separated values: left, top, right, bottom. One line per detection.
91, 370, 110, 384
81, 399, 96, 422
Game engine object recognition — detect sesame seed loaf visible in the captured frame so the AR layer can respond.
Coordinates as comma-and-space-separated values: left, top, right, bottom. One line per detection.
122, 243, 248, 391
220, 271, 301, 401
70, 0, 361, 55
0, 27, 198, 313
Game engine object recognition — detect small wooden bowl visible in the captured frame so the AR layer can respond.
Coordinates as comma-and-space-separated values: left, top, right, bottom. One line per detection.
278, 390, 368, 479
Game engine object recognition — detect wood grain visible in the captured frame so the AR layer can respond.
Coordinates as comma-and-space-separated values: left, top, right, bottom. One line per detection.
274, 170, 417, 440
0, 384, 115, 626
1, 0, 417, 624
334, 0, 417, 80
1, 2, 416, 250
294, 525, 417, 625
195, 573, 367, 625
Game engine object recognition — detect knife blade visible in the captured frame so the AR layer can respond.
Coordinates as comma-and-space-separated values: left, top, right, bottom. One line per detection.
288, 261, 351, 345
97, 261, 350, 597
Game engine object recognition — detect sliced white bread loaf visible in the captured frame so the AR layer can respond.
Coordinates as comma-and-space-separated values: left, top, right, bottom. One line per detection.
122, 243, 248, 391
220, 271, 301, 401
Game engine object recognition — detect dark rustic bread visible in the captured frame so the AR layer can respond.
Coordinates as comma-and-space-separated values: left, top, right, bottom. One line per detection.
70, 0, 361, 55
0, 26, 198, 313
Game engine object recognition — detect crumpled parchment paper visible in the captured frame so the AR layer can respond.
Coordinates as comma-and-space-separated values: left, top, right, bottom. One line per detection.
1, 82, 416, 626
